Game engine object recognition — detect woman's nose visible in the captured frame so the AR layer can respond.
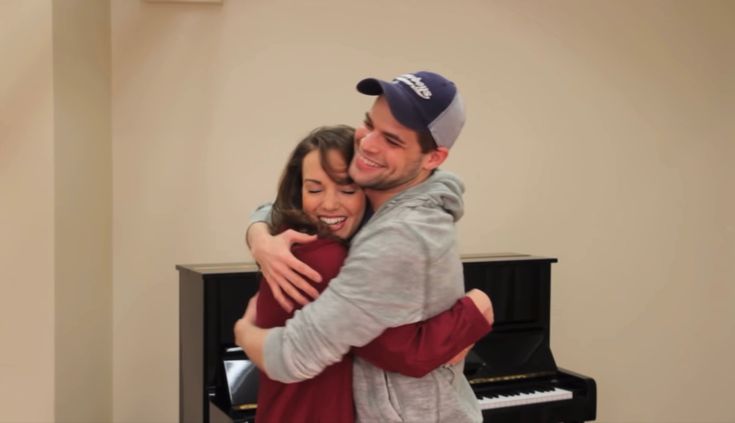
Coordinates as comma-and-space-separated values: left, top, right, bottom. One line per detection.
321, 191, 339, 211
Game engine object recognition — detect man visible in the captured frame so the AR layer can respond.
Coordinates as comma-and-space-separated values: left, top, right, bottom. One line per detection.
236, 71, 488, 422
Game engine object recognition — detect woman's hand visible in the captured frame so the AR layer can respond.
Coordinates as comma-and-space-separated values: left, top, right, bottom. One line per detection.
446, 344, 474, 366
242, 293, 258, 324
445, 289, 493, 366
234, 294, 266, 370
234, 294, 259, 350
465, 288, 494, 325
247, 223, 322, 312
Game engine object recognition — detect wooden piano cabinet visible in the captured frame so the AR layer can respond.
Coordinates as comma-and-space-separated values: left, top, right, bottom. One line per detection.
178, 263, 259, 423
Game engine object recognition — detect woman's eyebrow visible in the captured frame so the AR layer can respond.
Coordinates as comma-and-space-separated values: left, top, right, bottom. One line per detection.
303, 178, 323, 185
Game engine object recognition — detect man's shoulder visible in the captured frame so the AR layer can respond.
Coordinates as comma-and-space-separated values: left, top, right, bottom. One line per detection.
377, 195, 456, 221
369, 203, 456, 236
351, 215, 421, 245
347, 214, 453, 266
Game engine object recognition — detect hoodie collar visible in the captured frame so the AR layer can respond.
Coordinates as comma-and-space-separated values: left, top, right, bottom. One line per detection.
374, 170, 465, 222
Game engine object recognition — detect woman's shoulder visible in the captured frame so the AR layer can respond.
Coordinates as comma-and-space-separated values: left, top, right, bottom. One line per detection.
292, 237, 348, 282
292, 236, 346, 253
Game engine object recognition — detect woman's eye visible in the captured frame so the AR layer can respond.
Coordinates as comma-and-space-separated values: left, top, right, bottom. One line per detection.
341, 190, 356, 195
307, 190, 322, 194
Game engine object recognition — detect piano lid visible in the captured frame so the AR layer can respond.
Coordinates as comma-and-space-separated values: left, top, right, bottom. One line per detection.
460, 253, 557, 263
176, 253, 556, 275
176, 262, 259, 274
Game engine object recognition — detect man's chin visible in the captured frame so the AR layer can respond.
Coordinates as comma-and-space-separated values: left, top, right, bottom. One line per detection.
357, 179, 399, 192
350, 168, 409, 191
349, 168, 378, 187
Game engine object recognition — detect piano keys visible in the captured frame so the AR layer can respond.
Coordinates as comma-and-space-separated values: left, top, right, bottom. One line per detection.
477, 387, 573, 410
177, 254, 596, 423
469, 367, 596, 422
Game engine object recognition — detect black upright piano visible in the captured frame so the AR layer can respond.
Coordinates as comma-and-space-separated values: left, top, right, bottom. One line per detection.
177, 254, 596, 423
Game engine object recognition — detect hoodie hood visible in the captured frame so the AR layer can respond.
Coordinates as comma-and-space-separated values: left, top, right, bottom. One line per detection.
378, 169, 465, 222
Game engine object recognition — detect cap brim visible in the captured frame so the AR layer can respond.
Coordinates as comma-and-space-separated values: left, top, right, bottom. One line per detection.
356, 78, 384, 96
356, 78, 425, 131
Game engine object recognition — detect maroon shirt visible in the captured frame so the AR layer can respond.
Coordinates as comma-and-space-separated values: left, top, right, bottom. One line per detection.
255, 238, 491, 423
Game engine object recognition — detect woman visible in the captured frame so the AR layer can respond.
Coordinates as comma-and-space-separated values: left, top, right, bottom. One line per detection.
247, 125, 492, 423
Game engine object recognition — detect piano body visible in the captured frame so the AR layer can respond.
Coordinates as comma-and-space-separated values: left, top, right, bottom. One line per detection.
177, 254, 596, 422
462, 254, 596, 422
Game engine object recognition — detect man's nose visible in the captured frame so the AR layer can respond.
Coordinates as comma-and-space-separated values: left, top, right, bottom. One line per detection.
359, 130, 380, 153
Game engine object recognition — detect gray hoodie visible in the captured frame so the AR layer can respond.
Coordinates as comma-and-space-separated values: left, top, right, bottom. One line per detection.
255, 170, 481, 423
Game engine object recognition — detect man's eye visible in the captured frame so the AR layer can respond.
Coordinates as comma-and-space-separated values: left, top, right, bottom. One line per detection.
363, 120, 373, 129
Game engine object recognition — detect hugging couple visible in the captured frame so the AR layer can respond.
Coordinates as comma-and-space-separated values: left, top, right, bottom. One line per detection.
234, 71, 494, 423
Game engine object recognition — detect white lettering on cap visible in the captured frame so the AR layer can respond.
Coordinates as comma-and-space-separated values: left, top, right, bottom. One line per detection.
394, 74, 432, 100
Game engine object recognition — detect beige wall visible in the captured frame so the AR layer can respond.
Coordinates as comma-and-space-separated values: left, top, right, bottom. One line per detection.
111, 1, 734, 422
112, 1, 734, 422
2, 0, 732, 422
0, 1, 112, 422
53, 0, 112, 421
0, 1, 55, 422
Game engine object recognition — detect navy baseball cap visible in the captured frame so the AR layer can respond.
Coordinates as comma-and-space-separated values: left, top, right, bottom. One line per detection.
356, 71, 465, 149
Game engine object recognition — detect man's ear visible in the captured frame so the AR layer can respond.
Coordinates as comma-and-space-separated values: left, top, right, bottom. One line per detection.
423, 147, 449, 171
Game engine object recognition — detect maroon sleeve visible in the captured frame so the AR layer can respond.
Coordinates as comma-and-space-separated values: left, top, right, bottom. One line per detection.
354, 296, 492, 378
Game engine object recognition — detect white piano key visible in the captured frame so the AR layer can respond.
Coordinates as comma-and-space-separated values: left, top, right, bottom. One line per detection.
477, 387, 573, 410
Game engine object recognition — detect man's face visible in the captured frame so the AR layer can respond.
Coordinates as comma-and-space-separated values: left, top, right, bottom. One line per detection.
348, 96, 429, 192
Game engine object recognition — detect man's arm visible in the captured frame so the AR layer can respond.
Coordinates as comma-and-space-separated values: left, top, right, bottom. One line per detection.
354, 289, 493, 378
246, 203, 322, 311
259, 223, 445, 383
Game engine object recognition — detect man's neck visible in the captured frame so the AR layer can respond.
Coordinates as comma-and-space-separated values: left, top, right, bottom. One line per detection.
365, 172, 432, 211
364, 190, 397, 212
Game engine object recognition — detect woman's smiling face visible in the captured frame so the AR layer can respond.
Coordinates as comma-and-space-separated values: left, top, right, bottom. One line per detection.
301, 149, 366, 240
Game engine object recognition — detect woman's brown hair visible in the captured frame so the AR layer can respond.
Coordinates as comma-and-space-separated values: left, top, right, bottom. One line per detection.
270, 125, 356, 238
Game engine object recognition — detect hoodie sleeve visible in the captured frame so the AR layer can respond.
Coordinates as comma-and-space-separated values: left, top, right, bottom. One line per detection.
263, 220, 440, 383
248, 202, 273, 226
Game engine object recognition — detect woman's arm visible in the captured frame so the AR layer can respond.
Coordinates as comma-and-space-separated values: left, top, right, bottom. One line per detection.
354, 289, 493, 378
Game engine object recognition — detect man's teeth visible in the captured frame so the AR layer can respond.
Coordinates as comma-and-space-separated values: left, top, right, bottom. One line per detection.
320, 216, 346, 225
360, 154, 381, 168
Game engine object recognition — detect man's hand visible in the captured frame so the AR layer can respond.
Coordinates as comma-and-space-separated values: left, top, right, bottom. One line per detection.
246, 222, 322, 312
